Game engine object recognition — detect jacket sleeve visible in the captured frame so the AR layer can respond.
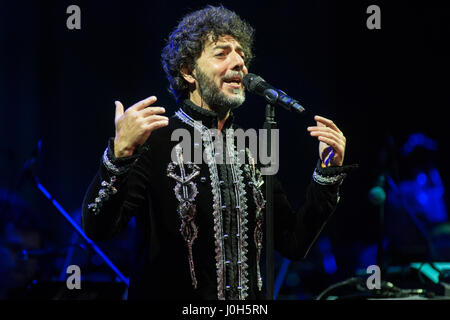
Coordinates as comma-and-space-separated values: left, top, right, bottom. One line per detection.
273, 161, 357, 261
81, 138, 151, 241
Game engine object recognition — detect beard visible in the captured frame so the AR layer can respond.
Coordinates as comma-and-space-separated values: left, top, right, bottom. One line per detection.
194, 66, 245, 120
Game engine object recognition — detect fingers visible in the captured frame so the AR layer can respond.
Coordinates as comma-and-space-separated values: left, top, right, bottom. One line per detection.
129, 96, 158, 111
115, 96, 160, 121
308, 115, 346, 166
316, 136, 345, 151
308, 126, 344, 142
307, 127, 346, 151
145, 119, 169, 132
317, 136, 345, 162
139, 106, 166, 117
115, 101, 124, 122
313, 115, 343, 135
310, 129, 345, 152
307, 115, 346, 144
144, 114, 169, 124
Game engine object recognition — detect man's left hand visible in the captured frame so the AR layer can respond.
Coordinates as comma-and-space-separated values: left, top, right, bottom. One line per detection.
307, 115, 346, 167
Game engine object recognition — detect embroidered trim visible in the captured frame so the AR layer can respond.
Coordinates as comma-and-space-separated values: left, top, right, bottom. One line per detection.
312, 170, 347, 185
226, 129, 250, 300
205, 130, 227, 300
243, 148, 265, 291
87, 176, 117, 215
175, 109, 253, 300
167, 144, 201, 288
175, 109, 227, 300
102, 144, 140, 176
103, 147, 125, 175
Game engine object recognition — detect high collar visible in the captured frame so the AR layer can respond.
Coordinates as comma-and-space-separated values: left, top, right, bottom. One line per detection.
180, 99, 235, 130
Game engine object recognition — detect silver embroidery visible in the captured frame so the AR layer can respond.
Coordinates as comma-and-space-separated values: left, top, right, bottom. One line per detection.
87, 176, 117, 215
313, 170, 347, 185
226, 129, 250, 300
175, 109, 227, 300
175, 109, 253, 300
203, 130, 227, 300
102, 147, 128, 175
166, 144, 200, 288
243, 148, 265, 291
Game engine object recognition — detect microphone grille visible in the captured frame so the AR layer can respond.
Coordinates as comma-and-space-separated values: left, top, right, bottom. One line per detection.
243, 73, 264, 93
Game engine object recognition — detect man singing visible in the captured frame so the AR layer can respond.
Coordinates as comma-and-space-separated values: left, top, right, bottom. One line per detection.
82, 5, 352, 300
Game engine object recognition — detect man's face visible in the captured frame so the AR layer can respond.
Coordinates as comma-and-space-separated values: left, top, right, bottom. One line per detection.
190, 35, 248, 118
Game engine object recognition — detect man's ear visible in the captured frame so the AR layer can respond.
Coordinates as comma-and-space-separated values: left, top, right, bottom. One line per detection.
181, 66, 196, 84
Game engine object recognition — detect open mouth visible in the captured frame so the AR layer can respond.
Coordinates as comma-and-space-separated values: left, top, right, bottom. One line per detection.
222, 76, 242, 89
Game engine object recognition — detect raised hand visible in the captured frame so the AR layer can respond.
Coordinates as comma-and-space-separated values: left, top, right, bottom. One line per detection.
114, 96, 169, 158
307, 115, 346, 166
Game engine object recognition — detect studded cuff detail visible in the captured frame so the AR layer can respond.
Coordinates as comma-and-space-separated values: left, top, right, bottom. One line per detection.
87, 176, 118, 215
312, 160, 358, 185
313, 170, 347, 185
102, 146, 133, 176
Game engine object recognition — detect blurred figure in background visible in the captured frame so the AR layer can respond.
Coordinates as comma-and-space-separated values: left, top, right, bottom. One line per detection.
385, 133, 449, 263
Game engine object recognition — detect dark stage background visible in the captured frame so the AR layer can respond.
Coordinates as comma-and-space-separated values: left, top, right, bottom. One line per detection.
1, 0, 449, 300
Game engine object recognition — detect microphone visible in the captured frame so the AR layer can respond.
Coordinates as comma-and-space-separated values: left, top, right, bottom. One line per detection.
242, 73, 306, 114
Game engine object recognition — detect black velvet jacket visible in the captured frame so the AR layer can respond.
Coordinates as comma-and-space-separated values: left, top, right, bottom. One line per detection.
82, 100, 346, 300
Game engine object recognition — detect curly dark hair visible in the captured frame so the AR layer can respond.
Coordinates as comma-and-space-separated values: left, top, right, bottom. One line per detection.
161, 5, 255, 102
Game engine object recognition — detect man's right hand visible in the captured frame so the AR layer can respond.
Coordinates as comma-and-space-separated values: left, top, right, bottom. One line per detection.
114, 96, 169, 158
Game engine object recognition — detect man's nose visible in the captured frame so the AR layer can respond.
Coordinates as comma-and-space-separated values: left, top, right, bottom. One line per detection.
230, 52, 245, 71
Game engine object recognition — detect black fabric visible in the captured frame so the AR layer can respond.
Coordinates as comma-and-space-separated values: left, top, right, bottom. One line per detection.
81, 100, 342, 300
314, 159, 359, 176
